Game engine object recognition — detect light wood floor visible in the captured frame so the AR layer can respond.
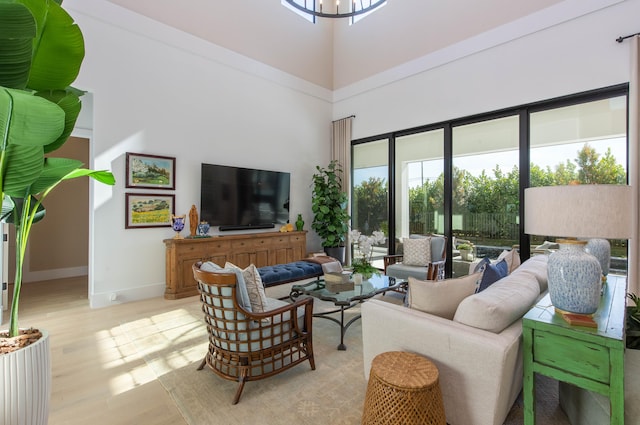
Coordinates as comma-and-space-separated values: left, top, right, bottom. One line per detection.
4, 277, 191, 425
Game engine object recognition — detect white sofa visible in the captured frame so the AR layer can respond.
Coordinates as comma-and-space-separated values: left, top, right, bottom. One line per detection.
362, 254, 548, 425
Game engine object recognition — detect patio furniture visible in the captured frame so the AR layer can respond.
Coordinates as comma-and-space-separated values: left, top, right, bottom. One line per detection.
383, 235, 447, 281
193, 262, 315, 404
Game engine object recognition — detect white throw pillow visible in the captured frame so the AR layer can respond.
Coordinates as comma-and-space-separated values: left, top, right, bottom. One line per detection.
408, 272, 482, 319
497, 249, 521, 274
225, 262, 268, 314
402, 237, 431, 266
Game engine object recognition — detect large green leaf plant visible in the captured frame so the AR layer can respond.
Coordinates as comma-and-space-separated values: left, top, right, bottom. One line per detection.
0, 0, 115, 339
311, 160, 350, 248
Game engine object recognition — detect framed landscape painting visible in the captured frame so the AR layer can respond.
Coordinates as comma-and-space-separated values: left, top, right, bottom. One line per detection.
125, 193, 175, 229
126, 152, 176, 190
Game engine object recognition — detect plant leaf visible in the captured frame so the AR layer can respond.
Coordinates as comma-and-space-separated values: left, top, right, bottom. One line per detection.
35, 89, 82, 153
0, 2, 36, 89
0, 87, 65, 197
62, 168, 116, 185
0, 195, 15, 222
27, 157, 83, 195
19, 0, 85, 90
10, 195, 45, 227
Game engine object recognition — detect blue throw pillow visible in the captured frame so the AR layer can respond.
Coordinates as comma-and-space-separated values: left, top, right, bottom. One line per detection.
473, 257, 491, 274
476, 259, 508, 293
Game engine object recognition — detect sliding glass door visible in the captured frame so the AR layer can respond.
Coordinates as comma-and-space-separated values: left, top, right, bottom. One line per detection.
529, 95, 628, 274
451, 115, 520, 276
350, 85, 628, 277
352, 139, 389, 269
394, 129, 444, 240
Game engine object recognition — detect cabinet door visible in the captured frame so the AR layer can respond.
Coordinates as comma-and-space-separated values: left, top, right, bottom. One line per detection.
289, 233, 307, 260
179, 254, 228, 293
273, 248, 293, 265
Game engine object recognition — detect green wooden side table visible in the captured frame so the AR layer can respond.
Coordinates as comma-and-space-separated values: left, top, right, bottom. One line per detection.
522, 274, 626, 425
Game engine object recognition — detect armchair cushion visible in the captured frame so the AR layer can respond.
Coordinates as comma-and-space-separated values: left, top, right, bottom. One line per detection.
408, 272, 482, 319
402, 237, 431, 266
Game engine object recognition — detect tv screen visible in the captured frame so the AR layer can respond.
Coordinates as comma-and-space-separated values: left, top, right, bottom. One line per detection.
200, 163, 290, 230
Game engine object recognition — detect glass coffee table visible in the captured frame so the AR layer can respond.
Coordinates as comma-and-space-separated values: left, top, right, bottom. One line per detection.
289, 274, 406, 350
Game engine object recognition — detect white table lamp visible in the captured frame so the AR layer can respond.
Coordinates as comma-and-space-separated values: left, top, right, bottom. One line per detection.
524, 184, 632, 314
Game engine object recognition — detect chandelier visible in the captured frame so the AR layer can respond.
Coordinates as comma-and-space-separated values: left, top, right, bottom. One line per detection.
284, 0, 386, 19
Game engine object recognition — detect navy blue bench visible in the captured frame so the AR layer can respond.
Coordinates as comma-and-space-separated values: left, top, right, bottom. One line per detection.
257, 261, 324, 287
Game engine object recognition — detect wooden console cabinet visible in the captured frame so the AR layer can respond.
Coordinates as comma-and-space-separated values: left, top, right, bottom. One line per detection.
164, 231, 307, 299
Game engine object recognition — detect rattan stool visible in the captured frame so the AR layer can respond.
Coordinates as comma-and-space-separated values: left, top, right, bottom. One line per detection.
362, 351, 446, 425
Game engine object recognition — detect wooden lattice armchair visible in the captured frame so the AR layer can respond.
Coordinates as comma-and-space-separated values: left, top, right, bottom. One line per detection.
192, 262, 315, 404
384, 234, 447, 281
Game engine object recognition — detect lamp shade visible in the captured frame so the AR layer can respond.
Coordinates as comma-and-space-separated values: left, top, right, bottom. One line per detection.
524, 184, 632, 239
525, 184, 632, 314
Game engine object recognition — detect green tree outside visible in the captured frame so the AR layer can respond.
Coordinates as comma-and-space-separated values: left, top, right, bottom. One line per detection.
353, 143, 626, 247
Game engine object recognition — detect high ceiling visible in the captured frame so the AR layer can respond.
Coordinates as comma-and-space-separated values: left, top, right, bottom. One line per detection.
106, 0, 568, 90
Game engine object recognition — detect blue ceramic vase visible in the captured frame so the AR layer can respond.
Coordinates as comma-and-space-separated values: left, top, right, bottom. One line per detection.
548, 239, 602, 314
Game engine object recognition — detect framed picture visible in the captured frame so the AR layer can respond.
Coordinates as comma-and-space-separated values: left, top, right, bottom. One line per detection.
126, 152, 176, 190
125, 193, 175, 229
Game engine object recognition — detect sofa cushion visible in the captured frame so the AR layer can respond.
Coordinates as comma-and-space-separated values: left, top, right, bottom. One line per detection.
225, 262, 268, 314
512, 254, 548, 293
453, 271, 540, 333
476, 259, 508, 293
403, 237, 431, 266
408, 272, 482, 319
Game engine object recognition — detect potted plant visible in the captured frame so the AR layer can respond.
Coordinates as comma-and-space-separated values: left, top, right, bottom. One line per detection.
349, 229, 386, 279
627, 293, 640, 349
457, 243, 474, 261
311, 160, 350, 263
0, 1, 115, 423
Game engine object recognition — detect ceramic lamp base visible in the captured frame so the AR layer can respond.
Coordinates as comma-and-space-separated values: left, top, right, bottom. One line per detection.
548, 239, 602, 315
585, 238, 611, 276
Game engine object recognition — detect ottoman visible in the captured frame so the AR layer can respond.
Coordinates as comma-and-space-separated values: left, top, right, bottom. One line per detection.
362, 351, 446, 425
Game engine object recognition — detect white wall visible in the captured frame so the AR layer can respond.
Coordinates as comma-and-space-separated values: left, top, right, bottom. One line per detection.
334, 0, 637, 139
64, 0, 640, 307
66, 0, 332, 307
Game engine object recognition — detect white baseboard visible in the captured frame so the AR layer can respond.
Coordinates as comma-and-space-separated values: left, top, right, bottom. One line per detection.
23, 266, 88, 283
90, 282, 167, 309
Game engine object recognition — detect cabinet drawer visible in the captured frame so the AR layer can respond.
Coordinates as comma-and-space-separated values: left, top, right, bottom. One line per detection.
269, 236, 291, 248
533, 332, 610, 384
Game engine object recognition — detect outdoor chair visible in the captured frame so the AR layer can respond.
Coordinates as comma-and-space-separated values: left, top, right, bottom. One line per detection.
193, 262, 315, 404
383, 234, 447, 281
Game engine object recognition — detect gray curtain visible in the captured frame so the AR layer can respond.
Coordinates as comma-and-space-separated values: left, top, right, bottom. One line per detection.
331, 116, 354, 264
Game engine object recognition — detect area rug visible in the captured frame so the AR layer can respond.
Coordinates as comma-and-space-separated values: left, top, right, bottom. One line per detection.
120, 286, 570, 425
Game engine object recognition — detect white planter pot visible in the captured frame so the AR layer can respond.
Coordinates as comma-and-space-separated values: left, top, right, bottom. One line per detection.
1, 329, 51, 425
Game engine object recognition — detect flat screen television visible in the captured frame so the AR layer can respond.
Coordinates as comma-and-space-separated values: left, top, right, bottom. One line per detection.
200, 163, 290, 231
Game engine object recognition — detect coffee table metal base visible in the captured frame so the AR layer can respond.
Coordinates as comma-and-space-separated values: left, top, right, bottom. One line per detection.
311, 302, 361, 351
289, 275, 406, 351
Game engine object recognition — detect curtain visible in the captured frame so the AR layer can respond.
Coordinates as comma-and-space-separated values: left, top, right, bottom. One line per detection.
331, 116, 354, 263
629, 36, 640, 296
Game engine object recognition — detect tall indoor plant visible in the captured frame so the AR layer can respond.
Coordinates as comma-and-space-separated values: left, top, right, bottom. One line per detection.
0, 0, 114, 423
311, 160, 350, 263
